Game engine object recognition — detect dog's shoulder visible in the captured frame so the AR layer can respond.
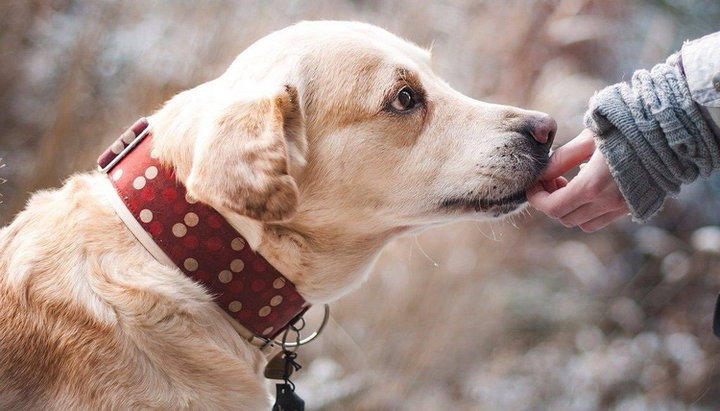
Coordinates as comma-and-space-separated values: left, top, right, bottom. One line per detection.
0, 173, 120, 408
0, 173, 270, 409
0, 271, 119, 408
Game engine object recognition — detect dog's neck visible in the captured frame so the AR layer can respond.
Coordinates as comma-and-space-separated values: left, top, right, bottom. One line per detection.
219, 201, 404, 303
100, 121, 315, 341
148, 109, 405, 304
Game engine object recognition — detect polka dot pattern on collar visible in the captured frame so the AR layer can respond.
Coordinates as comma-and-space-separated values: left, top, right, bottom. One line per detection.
101, 119, 307, 339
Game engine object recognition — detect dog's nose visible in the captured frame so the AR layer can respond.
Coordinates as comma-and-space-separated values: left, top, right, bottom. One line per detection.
528, 114, 557, 147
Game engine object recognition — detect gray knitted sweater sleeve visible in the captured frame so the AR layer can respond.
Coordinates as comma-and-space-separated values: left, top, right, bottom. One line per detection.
584, 54, 720, 222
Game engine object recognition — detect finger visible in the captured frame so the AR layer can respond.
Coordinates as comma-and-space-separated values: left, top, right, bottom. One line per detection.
527, 181, 591, 219
541, 129, 596, 180
526, 181, 545, 198
541, 176, 569, 193
527, 181, 551, 206
542, 178, 558, 192
558, 200, 619, 227
578, 209, 630, 233
556, 176, 568, 188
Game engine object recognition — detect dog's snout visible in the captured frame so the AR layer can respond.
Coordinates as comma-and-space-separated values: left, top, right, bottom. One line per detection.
527, 114, 557, 147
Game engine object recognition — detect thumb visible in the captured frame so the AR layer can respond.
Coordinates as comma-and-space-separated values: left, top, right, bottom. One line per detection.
541, 129, 596, 180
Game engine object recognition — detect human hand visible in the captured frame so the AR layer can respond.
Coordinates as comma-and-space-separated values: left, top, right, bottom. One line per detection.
527, 129, 630, 232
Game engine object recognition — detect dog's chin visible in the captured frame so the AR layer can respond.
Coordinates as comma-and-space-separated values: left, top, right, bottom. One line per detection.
440, 189, 528, 218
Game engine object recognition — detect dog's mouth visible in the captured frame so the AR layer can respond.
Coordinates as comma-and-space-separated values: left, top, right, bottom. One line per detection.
437, 141, 549, 217
440, 189, 527, 214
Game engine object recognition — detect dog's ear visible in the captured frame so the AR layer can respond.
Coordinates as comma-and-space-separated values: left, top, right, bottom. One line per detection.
186, 86, 306, 222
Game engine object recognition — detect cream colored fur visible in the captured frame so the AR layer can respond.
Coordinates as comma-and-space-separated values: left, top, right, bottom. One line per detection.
0, 21, 552, 409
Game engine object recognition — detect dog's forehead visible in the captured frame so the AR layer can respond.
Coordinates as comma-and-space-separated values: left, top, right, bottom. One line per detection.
317, 21, 430, 61
222, 22, 436, 127
283, 21, 431, 69
224, 21, 432, 90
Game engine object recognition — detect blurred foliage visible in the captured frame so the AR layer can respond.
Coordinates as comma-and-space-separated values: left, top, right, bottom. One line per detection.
1, 0, 719, 410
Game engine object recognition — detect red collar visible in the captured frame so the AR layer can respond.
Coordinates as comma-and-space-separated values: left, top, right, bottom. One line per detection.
98, 119, 308, 341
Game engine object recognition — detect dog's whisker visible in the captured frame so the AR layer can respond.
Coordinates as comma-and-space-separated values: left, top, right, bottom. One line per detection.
507, 214, 519, 229
474, 221, 502, 242
492, 220, 504, 241
413, 235, 439, 267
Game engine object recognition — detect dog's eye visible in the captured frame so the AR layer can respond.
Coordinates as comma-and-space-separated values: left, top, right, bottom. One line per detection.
390, 86, 418, 112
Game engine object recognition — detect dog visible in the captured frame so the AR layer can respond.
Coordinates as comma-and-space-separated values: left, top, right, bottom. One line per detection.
0, 21, 555, 409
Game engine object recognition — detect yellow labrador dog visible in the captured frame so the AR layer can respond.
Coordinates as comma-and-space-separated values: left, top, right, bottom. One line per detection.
0, 21, 555, 409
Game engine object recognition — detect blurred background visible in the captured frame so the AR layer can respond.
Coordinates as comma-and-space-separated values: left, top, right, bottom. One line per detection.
1, 0, 720, 409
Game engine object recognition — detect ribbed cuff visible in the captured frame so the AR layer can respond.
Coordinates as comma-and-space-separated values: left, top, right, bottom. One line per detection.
592, 127, 666, 222
583, 58, 715, 223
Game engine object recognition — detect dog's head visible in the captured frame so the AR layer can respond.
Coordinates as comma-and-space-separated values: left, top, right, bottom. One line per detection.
152, 21, 554, 234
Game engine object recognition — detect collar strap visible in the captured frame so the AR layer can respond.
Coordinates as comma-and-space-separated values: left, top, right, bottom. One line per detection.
98, 119, 308, 342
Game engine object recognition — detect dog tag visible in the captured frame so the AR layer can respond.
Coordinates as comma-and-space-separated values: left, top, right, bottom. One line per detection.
272, 383, 304, 411
265, 352, 294, 380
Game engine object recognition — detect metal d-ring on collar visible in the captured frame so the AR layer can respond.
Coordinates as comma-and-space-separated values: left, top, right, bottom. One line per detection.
274, 304, 330, 348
